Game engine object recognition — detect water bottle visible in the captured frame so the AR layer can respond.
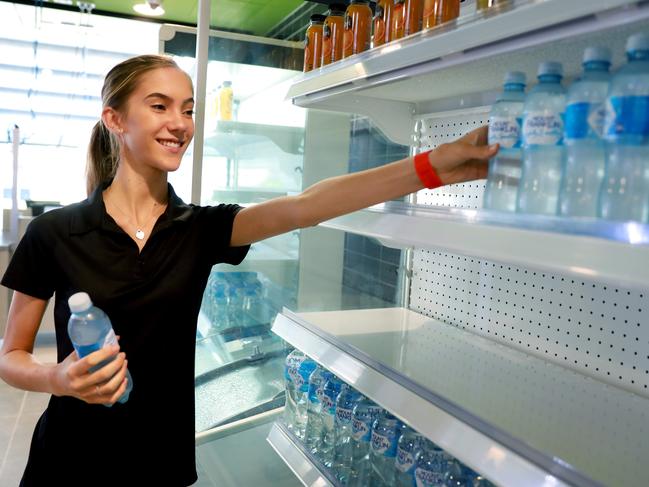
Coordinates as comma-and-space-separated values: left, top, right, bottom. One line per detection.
284, 351, 316, 439
444, 459, 470, 487
305, 367, 333, 454
394, 426, 425, 487
319, 375, 344, 467
559, 47, 612, 217
284, 349, 305, 433
518, 61, 566, 215
413, 439, 446, 487
333, 386, 363, 483
67, 292, 133, 405
600, 33, 649, 223
370, 410, 403, 486
348, 398, 383, 486
483, 71, 526, 212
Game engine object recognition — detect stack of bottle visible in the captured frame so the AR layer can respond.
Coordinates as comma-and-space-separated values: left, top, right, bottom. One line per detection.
305, 0, 514, 73
484, 33, 649, 224
283, 349, 496, 486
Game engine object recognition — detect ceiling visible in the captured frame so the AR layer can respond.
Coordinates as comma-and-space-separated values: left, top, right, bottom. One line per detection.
19, 0, 307, 36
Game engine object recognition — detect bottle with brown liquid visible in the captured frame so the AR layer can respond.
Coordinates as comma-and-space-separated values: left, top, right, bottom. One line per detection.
404, 0, 424, 36
322, 4, 347, 65
304, 14, 326, 72
343, 0, 373, 58
422, 0, 460, 30
477, 0, 509, 11
373, 0, 394, 47
391, 0, 406, 40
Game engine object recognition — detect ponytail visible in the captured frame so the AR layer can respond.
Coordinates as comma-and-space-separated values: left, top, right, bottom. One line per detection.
86, 120, 118, 196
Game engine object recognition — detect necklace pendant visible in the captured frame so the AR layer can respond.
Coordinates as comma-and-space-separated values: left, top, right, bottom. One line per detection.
135, 229, 145, 240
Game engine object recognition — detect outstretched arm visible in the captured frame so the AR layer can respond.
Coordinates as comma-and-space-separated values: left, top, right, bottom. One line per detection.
230, 126, 497, 247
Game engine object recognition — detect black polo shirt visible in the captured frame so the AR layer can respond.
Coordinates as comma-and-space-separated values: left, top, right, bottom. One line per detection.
2, 181, 249, 486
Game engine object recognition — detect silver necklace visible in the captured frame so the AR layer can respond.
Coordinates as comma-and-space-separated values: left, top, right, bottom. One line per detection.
106, 190, 163, 241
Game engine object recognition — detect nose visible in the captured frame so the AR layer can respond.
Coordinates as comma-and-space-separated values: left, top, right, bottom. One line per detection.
167, 108, 193, 136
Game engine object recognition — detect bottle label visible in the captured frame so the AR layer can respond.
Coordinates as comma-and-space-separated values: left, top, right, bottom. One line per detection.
565, 102, 606, 139
321, 393, 336, 413
352, 417, 371, 441
74, 328, 117, 358
415, 467, 445, 487
308, 382, 323, 403
522, 111, 564, 146
489, 115, 522, 148
335, 406, 353, 426
287, 366, 305, 390
395, 447, 416, 473
605, 95, 649, 141
371, 430, 397, 457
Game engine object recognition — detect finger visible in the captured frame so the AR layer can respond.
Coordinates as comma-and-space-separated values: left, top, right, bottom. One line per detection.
83, 344, 120, 373
456, 142, 498, 161
460, 125, 488, 146
105, 376, 129, 406
86, 352, 126, 387
98, 360, 128, 397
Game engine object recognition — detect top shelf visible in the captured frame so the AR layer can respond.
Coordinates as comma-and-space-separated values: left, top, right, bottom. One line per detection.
287, 0, 649, 144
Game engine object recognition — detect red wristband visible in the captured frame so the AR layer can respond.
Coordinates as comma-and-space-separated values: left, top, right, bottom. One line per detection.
414, 151, 443, 189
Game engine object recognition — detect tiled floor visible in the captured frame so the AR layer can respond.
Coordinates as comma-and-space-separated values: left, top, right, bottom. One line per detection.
0, 345, 56, 486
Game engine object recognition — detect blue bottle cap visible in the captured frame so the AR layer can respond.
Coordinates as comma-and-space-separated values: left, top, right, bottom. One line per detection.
626, 33, 649, 53
538, 61, 563, 77
583, 46, 612, 64
503, 71, 526, 85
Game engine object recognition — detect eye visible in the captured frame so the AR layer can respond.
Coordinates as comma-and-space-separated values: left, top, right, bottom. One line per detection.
184, 109, 195, 116
152, 104, 166, 111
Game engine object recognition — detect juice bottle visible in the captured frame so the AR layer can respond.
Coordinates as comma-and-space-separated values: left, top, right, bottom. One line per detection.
391, 0, 406, 41
322, 4, 346, 65
304, 14, 326, 72
404, 0, 424, 36
343, 0, 373, 58
218, 81, 233, 121
422, 0, 460, 29
373, 0, 394, 48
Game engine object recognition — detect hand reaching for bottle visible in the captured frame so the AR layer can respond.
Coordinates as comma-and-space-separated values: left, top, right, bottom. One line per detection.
427, 126, 498, 186
51, 344, 128, 405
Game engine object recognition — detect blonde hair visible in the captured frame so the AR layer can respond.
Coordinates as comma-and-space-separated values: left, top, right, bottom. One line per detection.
86, 54, 185, 195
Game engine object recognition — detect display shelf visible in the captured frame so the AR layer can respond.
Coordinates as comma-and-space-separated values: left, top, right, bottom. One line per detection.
319, 201, 649, 290
204, 120, 304, 158
272, 307, 649, 487
267, 422, 337, 487
286, 0, 649, 144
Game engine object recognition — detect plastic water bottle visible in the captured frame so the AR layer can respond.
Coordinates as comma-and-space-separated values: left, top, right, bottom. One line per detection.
483, 71, 527, 212
348, 399, 383, 486
283, 350, 316, 439
518, 61, 566, 215
394, 426, 425, 487
305, 367, 333, 454
444, 459, 470, 487
413, 439, 446, 487
319, 375, 344, 467
284, 350, 305, 433
370, 410, 403, 486
333, 386, 363, 483
559, 47, 612, 217
600, 33, 649, 223
67, 292, 133, 405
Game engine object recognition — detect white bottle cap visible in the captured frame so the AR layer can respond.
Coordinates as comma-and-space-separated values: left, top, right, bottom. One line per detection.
68, 292, 92, 313
626, 33, 649, 53
538, 61, 563, 78
583, 46, 612, 64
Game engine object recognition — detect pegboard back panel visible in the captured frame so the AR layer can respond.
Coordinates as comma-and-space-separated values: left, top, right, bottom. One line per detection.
410, 111, 649, 398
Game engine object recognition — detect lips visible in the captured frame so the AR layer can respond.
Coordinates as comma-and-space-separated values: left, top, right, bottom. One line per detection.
156, 138, 183, 148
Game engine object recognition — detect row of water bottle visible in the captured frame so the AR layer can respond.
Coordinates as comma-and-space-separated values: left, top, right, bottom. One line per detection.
284, 349, 495, 486
483, 32, 649, 223
200, 271, 263, 332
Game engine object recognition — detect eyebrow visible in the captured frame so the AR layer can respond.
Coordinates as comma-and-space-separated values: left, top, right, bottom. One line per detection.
144, 92, 194, 104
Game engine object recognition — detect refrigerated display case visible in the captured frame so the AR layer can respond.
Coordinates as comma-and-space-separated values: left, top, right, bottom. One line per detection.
169, 0, 648, 485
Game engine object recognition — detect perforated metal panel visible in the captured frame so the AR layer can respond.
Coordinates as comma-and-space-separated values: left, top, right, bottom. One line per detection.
409, 111, 649, 398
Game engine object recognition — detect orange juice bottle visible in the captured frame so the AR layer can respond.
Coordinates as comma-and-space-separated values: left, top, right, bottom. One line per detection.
322, 4, 346, 65
304, 14, 325, 72
343, 0, 373, 58
423, 0, 460, 29
373, 0, 394, 47
404, 0, 424, 36
391, 0, 406, 40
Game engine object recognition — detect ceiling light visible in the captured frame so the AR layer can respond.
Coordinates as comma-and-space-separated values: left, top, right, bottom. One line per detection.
133, 1, 165, 17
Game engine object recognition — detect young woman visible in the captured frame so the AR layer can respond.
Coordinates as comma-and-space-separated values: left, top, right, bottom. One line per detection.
0, 55, 497, 486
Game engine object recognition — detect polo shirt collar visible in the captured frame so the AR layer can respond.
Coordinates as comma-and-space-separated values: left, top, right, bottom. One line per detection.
70, 180, 192, 236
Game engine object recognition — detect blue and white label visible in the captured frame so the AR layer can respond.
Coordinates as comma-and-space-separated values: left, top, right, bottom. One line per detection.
284, 355, 306, 381
489, 116, 522, 148
605, 95, 649, 141
371, 431, 397, 457
415, 468, 445, 487
565, 102, 606, 139
522, 111, 564, 146
395, 447, 416, 473
308, 382, 322, 404
352, 418, 371, 441
288, 367, 306, 391
335, 406, 353, 426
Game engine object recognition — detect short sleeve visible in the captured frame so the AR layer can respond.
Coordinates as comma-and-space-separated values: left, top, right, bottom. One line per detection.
1, 218, 56, 300
201, 204, 250, 266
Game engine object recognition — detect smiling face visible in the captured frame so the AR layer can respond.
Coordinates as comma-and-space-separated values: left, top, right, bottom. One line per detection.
110, 67, 195, 174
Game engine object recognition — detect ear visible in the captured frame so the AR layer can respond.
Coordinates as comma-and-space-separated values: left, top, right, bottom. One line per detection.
102, 107, 124, 135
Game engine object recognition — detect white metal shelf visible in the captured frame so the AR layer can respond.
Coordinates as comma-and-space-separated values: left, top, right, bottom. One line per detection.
204, 120, 304, 158
266, 422, 336, 487
319, 202, 649, 290
272, 307, 649, 487
286, 0, 649, 144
